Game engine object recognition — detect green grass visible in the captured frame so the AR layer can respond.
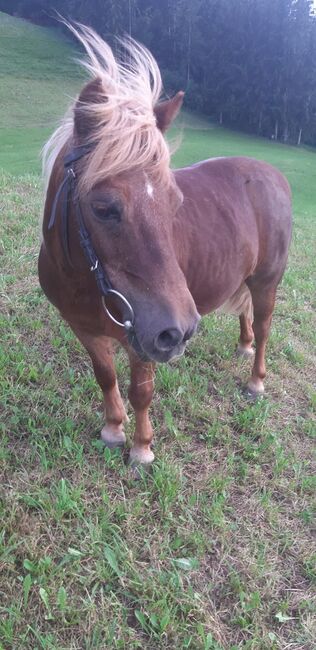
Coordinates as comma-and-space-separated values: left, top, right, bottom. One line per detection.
1, 11, 316, 650
0, 11, 82, 174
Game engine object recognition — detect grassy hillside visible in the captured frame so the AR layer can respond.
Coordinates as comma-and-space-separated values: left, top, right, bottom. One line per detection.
0, 13, 315, 650
0, 11, 82, 174
1, 8, 316, 221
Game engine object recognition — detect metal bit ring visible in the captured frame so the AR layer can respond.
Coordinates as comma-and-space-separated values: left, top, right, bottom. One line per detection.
101, 290, 135, 331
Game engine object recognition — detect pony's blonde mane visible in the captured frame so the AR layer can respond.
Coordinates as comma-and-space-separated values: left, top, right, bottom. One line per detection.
42, 23, 172, 194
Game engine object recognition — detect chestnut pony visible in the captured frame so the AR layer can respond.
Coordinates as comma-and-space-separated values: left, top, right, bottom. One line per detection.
39, 25, 292, 468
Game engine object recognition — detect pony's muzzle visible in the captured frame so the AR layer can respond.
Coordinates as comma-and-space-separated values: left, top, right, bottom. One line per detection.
154, 324, 195, 352
145, 314, 200, 362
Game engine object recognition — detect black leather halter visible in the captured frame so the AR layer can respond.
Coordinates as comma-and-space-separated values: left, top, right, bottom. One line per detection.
47, 146, 134, 331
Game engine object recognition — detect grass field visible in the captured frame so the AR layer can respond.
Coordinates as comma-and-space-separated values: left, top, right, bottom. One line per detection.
0, 12, 82, 174
0, 12, 315, 650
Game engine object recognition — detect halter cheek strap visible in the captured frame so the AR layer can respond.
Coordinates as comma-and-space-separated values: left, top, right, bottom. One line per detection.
47, 146, 134, 331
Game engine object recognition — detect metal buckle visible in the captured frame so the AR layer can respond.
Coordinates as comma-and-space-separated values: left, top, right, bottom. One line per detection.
101, 290, 134, 331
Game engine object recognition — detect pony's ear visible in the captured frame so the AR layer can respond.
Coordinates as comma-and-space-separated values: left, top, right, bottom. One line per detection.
74, 78, 104, 139
154, 91, 185, 133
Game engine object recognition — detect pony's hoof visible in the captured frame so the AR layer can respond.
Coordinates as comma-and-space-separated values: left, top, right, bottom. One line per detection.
128, 446, 154, 478
128, 462, 153, 480
101, 425, 126, 449
237, 344, 255, 358
245, 379, 265, 400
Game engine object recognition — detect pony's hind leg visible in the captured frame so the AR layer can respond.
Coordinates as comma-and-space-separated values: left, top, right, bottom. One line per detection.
237, 313, 255, 358
220, 283, 254, 358
127, 351, 155, 467
246, 284, 277, 396
70, 327, 128, 448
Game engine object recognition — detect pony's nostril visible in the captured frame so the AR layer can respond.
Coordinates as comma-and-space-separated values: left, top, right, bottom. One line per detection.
155, 328, 183, 352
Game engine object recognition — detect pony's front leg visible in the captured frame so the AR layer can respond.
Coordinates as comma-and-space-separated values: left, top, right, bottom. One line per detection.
70, 327, 128, 448
127, 351, 155, 467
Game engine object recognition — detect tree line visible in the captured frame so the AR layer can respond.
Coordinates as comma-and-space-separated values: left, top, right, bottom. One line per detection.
2, 0, 316, 146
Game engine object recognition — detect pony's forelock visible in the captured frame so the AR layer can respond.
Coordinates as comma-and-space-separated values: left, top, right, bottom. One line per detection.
42, 22, 172, 195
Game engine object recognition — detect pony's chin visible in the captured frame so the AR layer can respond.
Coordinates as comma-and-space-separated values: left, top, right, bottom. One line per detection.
127, 330, 186, 363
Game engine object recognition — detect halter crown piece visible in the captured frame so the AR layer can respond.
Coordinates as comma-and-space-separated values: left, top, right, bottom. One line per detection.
47, 146, 135, 331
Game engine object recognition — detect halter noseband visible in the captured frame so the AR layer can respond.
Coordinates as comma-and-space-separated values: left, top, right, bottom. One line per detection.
47, 146, 134, 332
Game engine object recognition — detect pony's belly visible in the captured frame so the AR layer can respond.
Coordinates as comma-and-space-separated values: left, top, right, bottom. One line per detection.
216, 283, 253, 319
193, 282, 253, 319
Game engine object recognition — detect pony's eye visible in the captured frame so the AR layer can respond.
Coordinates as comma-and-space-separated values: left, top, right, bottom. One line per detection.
91, 202, 121, 222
